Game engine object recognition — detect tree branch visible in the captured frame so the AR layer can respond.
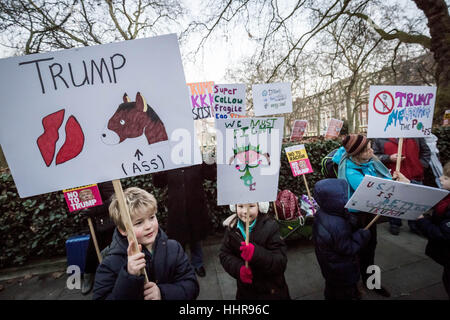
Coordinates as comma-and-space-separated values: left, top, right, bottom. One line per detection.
345, 11, 431, 49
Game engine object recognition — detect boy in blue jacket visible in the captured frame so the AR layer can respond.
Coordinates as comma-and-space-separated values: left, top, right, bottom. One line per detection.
313, 178, 371, 300
416, 161, 450, 299
92, 187, 199, 300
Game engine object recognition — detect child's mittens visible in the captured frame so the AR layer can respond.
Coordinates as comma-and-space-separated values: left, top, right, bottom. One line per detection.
239, 265, 253, 284
240, 242, 255, 261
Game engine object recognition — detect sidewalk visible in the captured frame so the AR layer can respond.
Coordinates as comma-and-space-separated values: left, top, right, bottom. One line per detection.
0, 222, 447, 300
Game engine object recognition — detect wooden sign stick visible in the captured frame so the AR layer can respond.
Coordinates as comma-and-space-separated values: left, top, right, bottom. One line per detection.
112, 179, 149, 283
245, 209, 250, 268
302, 174, 315, 214
395, 137, 404, 172
364, 214, 381, 230
273, 201, 279, 220
87, 217, 102, 263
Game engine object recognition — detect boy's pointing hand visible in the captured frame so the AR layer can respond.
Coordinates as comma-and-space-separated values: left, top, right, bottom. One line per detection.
127, 240, 145, 276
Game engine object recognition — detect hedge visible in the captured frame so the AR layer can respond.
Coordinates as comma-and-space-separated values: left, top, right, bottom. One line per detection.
1, 127, 449, 269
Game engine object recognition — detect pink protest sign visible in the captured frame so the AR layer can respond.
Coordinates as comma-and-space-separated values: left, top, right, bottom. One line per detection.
324, 118, 344, 139
444, 110, 450, 126
290, 120, 308, 141
285, 145, 314, 176
63, 184, 103, 212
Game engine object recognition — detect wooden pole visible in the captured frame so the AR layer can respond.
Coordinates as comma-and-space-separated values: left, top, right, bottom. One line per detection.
112, 179, 149, 283
302, 174, 315, 214
87, 217, 102, 263
395, 137, 404, 172
364, 214, 381, 230
273, 201, 279, 220
245, 209, 249, 268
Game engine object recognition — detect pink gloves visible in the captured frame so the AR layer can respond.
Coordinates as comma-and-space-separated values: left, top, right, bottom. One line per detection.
239, 265, 253, 284
240, 242, 255, 261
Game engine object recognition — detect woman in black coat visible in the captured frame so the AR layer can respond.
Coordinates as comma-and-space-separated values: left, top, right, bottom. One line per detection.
92, 228, 199, 300
152, 162, 216, 276
219, 203, 290, 300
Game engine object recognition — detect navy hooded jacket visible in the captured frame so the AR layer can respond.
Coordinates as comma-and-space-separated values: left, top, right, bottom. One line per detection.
92, 228, 199, 300
312, 179, 371, 286
416, 196, 450, 268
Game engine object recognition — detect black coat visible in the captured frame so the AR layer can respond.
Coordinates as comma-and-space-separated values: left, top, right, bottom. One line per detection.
92, 228, 199, 300
152, 163, 216, 246
312, 179, 371, 286
416, 198, 450, 268
219, 214, 290, 300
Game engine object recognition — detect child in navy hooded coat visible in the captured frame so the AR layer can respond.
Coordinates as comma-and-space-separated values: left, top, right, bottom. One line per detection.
312, 178, 371, 300
416, 161, 450, 298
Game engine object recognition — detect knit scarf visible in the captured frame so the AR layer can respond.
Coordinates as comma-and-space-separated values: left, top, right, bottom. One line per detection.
237, 218, 257, 241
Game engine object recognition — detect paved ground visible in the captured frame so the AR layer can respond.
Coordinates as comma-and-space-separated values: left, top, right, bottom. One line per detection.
0, 222, 447, 300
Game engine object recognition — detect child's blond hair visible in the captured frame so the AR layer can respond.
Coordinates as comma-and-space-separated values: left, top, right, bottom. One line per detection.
109, 187, 158, 231
443, 161, 450, 177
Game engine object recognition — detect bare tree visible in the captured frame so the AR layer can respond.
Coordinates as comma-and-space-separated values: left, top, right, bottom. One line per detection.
324, 13, 387, 133
0, 0, 185, 55
183, 0, 450, 122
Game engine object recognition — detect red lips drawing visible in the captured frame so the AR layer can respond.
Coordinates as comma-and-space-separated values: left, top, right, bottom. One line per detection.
37, 109, 85, 167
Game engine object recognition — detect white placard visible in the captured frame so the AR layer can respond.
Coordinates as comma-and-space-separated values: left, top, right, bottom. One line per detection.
0, 34, 201, 198
367, 85, 436, 138
216, 117, 284, 205
252, 82, 292, 116
345, 176, 448, 220
213, 83, 246, 119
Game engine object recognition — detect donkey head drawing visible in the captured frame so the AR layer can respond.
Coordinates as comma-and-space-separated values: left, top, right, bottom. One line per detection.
101, 92, 168, 145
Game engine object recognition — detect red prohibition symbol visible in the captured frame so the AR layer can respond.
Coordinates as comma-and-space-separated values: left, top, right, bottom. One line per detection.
373, 91, 394, 115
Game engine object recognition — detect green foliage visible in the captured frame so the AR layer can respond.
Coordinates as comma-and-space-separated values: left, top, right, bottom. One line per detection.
0, 172, 87, 269
0, 128, 448, 269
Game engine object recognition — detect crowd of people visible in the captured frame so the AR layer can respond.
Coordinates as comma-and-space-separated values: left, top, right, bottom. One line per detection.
80, 134, 449, 300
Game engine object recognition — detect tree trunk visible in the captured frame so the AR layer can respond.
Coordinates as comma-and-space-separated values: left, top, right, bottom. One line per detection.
346, 77, 356, 133
413, 0, 450, 123
317, 95, 322, 136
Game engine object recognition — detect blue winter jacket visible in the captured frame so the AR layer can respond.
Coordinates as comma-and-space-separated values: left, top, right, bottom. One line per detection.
312, 179, 371, 286
333, 146, 392, 201
92, 228, 199, 300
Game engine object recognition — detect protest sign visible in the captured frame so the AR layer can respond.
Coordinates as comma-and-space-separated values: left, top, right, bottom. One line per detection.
252, 82, 292, 116
444, 109, 450, 126
0, 33, 201, 198
290, 120, 308, 141
187, 81, 215, 120
213, 83, 246, 119
345, 176, 448, 220
285, 145, 313, 177
324, 118, 344, 139
216, 117, 284, 205
367, 85, 436, 138
63, 184, 103, 212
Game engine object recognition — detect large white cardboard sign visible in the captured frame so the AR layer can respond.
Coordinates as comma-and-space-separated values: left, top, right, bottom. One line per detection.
0, 34, 201, 198
367, 85, 436, 138
215, 117, 284, 205
252, 82, 292, 116
345, 176, 448, 220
